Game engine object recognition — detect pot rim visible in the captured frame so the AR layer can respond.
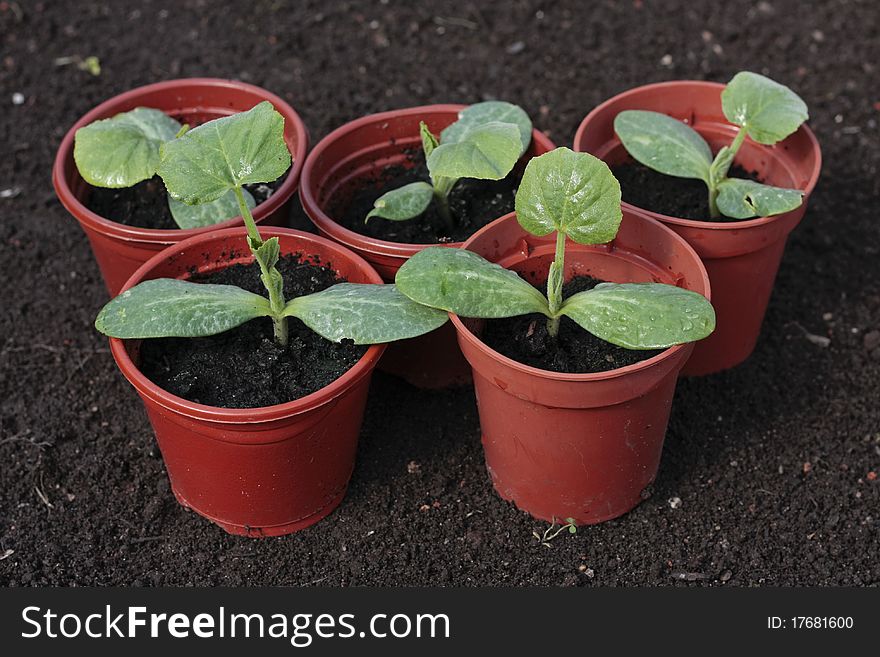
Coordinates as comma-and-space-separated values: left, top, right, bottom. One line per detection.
573, 79, 822, 231
299, 103, 557, 258
448, 211, 711, 383
108, 226, 386, 423
52, 77, 310, 245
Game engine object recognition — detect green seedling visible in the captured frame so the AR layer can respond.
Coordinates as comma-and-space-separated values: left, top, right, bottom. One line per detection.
396, 147, 716, 349
614, 71, 808, 219
74, 107, 258, 229
95, 103, 448, 349
533, 517, 578, 548
366, 101, 532, 232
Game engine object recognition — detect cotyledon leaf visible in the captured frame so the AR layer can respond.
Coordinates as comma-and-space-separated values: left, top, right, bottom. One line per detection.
366, 181, 434, 222
168, 187, 256, 229
560, 282, 715, 350
395, 247, 550, 318
74, 107, 182, 188
715, 178, 804, 219
94, 279, 273, 339
284, 283, 449, 344
158, 101, 291, 205
614, 110, 713, 181
721, 71, 808, 145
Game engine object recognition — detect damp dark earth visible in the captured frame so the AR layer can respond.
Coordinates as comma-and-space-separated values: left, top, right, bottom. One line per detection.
1, 1, 878, 586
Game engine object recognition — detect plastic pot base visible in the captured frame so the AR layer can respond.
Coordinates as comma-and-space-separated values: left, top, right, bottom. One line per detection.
172, 485, 348, 538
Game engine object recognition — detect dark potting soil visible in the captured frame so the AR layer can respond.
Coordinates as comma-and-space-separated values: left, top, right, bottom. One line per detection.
85, 172, 289, 230
4, 1, 879, 588
137, 254, 367, 408
612, 162, 761, 221
330, 151, 518, 244
481, 275, 661, 373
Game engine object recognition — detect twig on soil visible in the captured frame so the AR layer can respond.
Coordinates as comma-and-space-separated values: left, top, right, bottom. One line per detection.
788, 321, 831, 347
34, 482, 53, 510
0, 341, 109, 356
533, 517, 577, 548
130, 536, 166, 544
0, 549, 14, 561
0, 429, 51, 449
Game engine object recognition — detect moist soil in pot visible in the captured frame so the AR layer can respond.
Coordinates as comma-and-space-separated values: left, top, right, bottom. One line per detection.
612, 161, 761, 222
85, 171, 289, 230
330, 150, 518, 244
480, 275, 662, 373
137, 253, 367, 408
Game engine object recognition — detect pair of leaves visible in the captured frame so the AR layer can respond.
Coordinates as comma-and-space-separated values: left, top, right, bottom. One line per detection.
95, 279, 448, 345
73, 103, 281, 229
366, 101, 531, 222
394, 147, 714, 350
396, 247, 715, 350
613, 72, 808, 219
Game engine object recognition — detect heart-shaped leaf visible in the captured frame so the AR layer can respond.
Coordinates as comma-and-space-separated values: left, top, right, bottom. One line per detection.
560, 282, 715, 349
441, 101, 533, 157
396, 247, 550, 318
74, 107, 182, 188
284, 283, 448, 344
614, 110, 712, 182
168, 187, 256, 229
427, 121, 522, 182
158, 101, 291, 204
366, 181, 434, 222
515, 147, 622, 245
715, 178, 804, 219
721, 72, 808, 145
95, 279, 272, 339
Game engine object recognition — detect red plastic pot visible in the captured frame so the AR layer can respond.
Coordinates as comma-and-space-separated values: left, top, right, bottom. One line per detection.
107, 227, 385, 537
300, 104, 555, 388
53, 78, 309, 296
450, 212, 711, 525
574, 80, 821, 376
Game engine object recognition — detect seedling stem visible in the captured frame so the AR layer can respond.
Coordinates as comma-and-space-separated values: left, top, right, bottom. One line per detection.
546, 231, 566, 338
234, 186, 288, 345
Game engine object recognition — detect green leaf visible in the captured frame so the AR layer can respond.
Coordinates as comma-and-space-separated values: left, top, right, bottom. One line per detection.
158, 101, 291, 204
253, 236, 281, 269
721, 72, 808, 145
366, 181, 434, 222
515, 147, 622, 245
95, 279, 272, 339
284, 283, 448, 344
396, 247, 550, 318
560, 282, 715, 350
168, 187, 255, 229
614, 110, 712, 182
420, 121, 439, 158
74, 107, 181, 188
441, 101, 532, 157
715, 178, 804, 219
427, 122, 522, 182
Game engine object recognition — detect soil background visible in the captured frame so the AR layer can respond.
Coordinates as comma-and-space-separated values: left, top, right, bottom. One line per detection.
1, 0, 878, 587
